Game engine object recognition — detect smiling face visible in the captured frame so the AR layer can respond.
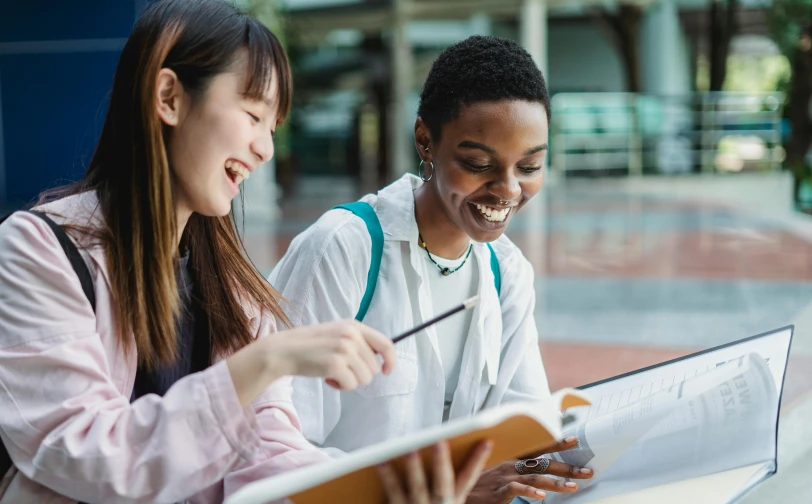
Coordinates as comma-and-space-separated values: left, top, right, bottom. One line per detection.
160, 55, 279, 221
416, 99, 549, 243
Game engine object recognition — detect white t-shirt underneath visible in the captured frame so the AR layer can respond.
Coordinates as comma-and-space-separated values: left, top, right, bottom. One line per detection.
419, 245, 478, 421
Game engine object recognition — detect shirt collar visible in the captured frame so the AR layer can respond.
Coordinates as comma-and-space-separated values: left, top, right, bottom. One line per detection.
375, 174, 492, 258
374, 173, 422, 242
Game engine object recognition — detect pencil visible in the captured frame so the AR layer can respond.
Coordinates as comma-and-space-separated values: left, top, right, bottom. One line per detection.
391, 295, 480, 344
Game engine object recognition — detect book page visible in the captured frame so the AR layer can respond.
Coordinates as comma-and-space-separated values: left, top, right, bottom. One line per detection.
573, 326, 791, 427
543, 353, 777, 503
589, 462, 771, 504
530, 326, 791, 504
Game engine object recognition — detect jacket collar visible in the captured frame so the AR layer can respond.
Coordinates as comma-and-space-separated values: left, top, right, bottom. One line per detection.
35, 191, 261, 320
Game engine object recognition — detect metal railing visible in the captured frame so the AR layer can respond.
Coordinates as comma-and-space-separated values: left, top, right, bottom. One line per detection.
550, 92, 785, 175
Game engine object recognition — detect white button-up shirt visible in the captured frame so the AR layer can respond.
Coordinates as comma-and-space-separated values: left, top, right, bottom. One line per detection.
269, 174, 551, 455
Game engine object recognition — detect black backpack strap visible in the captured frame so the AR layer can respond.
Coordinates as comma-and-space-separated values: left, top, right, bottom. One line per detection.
26, 211, 96, 313
0, 210, 97, 478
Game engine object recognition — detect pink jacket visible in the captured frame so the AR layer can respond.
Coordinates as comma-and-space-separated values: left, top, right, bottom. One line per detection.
0, 193, 328, 503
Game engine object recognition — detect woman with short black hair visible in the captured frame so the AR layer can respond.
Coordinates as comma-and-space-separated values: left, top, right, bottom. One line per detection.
271, 35, 594, 503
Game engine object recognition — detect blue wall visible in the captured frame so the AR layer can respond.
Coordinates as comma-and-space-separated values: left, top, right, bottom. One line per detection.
0, 1, 147, 207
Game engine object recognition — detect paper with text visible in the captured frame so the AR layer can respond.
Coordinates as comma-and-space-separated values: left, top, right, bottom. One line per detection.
533, 327, 791, 504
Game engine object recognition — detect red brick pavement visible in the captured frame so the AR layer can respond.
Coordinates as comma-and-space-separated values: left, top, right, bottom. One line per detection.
247, 228, 812, 282
512, 230, 812, 281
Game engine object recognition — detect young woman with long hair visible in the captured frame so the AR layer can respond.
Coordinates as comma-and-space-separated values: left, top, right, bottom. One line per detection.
0, 1, 490, 502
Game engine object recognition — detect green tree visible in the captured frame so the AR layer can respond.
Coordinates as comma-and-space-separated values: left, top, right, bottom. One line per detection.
767, 0, 812, 185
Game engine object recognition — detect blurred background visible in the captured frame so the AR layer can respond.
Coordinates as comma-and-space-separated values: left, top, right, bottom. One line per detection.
1, 0, 811, 500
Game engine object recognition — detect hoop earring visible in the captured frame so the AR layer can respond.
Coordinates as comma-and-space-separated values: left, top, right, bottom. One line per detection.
419, 159, 434, 182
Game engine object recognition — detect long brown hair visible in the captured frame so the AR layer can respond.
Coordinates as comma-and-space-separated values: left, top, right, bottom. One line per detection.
45, 0, 293, 370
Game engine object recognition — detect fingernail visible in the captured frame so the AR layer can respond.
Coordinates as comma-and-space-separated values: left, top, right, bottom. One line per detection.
535, 490, 546, 498
580, 468, 593, 475
565, 482, 577, 488
565, 436, 577, 443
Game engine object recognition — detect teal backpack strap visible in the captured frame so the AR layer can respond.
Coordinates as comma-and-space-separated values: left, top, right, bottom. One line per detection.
487, 243, 501, 300
333, 202, 384, 321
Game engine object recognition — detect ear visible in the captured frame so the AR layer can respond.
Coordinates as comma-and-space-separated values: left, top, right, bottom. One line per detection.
155, 68, 183, 126
414, 117, 433, 161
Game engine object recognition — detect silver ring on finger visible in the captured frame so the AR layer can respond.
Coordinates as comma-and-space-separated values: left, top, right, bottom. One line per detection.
432, 497, 454, 504
515, 457, 550, 475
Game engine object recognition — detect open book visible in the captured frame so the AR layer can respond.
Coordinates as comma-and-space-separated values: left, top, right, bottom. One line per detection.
227, 325, 792, 504
225, 389, 591, 504
529, 325, 793, 504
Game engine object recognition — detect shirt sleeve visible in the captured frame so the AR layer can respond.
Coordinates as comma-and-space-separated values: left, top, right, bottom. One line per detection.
267, 209, 372, 452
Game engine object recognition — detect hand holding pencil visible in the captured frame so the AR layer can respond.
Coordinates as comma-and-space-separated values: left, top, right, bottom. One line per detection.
318, 295, 480, 390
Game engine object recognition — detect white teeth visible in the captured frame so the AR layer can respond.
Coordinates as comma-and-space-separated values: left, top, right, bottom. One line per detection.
474, 203, 510, 222
225, 160, 251, 181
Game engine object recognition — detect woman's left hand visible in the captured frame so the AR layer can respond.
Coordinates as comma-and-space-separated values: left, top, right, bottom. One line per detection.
376, 440, 494, 504
463, 437, 593, 504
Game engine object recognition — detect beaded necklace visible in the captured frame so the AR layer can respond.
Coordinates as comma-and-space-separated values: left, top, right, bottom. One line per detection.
418, 233, 473, 276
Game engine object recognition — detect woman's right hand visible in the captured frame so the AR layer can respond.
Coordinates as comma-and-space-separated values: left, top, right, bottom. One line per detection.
227, 320, 397, 406
376, 440, 494, 504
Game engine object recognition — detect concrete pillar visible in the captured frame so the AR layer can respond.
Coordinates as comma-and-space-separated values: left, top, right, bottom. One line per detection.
519, 0, 549, 322
388, 0, 414, 180
519, 0, 552, 181
640, 0, 693, 173
640, 0, 691, 96
520, 0, 548, 77
231, 158, 279, 274
240, 159, 279, 224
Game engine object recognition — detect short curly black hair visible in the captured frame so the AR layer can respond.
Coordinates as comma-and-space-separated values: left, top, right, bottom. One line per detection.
417, 35, 550, 142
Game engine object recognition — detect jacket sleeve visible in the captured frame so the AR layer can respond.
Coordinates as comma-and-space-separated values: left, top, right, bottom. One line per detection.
0, 212, 281, 503
267, 209, 372, 455
221, 311, 331, 499
487, 243, 552, 407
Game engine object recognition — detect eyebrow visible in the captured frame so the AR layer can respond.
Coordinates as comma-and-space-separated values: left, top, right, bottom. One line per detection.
458, 140, 549, 156
524, 143, 548, 156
